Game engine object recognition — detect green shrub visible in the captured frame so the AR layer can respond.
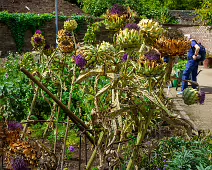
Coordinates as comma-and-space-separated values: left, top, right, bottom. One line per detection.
173, 59, 187, 73
195, 0, 212, 26
78, 0, 120, 16
0, 52, 56, 121
0, 53, 34, 121
144, 136, 212, 169
30, 123, 47, 139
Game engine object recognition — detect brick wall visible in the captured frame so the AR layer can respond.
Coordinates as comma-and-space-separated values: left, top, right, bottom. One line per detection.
0, 20, 212, 57
179, 26, 212, 54
0, 20, 89, 57
0, 19, 113, 57
164, 24, 212, 54
0, 23, 17, 56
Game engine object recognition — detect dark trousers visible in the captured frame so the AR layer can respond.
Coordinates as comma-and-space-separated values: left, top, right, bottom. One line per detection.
182, 60, 198, 91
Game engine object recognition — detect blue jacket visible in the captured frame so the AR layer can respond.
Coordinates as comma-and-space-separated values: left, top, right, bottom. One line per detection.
188, 40, 198, 60
188, 40, 206, 61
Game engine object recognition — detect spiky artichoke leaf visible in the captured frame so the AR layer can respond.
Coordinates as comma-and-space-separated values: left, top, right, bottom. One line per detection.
75, 68, 104, 84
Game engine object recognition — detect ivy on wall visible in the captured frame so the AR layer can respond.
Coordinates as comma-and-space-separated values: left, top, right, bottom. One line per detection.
0, 11, 87, 52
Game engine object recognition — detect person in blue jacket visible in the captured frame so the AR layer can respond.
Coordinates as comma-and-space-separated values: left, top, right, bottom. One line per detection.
178, 36, 204, 94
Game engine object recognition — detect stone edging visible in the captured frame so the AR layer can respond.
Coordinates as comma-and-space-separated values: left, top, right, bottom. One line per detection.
173, 100, 199, 134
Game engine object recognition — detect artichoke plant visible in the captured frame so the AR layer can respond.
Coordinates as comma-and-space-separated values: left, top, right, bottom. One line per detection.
97, 41, 116, 63
138, 49, 167, 77
57, 29, 75, 53
72, 54, 87, 70
153, 37, 190, 80
64, 19, 78, 32
76, 45, 97, 67
15, 12, 196, 170
183, 88, 205, 105
154, 37, 190, 57
138, 19, 164, 45
43, 44, 54, 56
11, 157, 29, 170
104, 4, 137, 32
116, 27, 144, 49
31, 31, 45, 50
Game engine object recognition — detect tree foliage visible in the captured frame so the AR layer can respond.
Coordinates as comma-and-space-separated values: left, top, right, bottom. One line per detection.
78, 0, 177, 23
163, 0, 203, 10
77, 0, 205, 19
77, 0, 120, 16
195, 0, 212, 25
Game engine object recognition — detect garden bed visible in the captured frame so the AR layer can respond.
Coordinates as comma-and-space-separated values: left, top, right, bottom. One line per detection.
0, 5, 211, 169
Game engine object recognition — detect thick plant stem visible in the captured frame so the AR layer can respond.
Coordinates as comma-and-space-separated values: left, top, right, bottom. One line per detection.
43, 103, 57, 138
21, 67, 94, 144
86, 131, 104, 170
54, 54, 67, 154
115, 90, 122, 128
60, 116, 70, 170
54, 86, 62, 154
94, 75, 100, 113
165, 57, 174, 82
61, 65, 76, 169
126, 112, 153, 170
22, 87, 39, 138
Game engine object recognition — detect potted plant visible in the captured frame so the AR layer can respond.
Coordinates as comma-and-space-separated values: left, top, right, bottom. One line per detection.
172, 59, 187, 87
203, 52, 212, 68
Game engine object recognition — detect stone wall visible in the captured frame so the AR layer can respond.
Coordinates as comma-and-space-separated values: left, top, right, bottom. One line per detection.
0, 20, 212, 57
179, 26, 212, 54
169, 10, 198, 25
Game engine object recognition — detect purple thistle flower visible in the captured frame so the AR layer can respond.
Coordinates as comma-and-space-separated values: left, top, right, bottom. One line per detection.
5, 73, 9, 79
66, 32, 72, 37
144, 49, 161, 61
44, 44, 50, 50
199, 91, 205, 104
69, 146, 75, 152
35, 30, 42, 34
73, 55, 87, 69
34, 37, 42, 44
146, 141, 151, 146
122, 53, 129, 62
124, 23, 140, 31
11, 157, 29, 170
110, 4, 127, 16
8, 121, 23, 131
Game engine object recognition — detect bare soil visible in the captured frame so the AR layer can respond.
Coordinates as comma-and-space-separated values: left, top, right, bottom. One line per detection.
0, 0, 84, 16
